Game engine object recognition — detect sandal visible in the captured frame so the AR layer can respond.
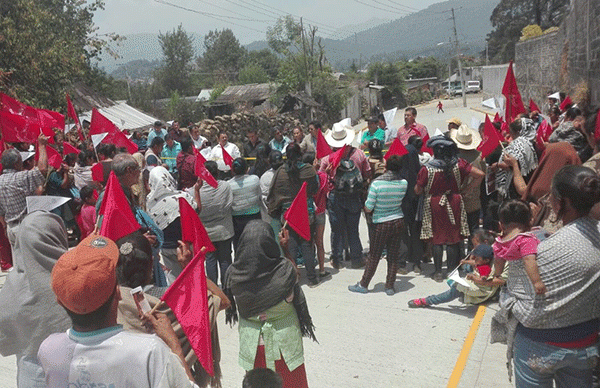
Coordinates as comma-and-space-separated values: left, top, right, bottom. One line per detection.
408, 298, 428, 308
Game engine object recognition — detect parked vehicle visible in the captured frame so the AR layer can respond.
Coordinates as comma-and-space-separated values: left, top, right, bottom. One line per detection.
466, 80, 481, 93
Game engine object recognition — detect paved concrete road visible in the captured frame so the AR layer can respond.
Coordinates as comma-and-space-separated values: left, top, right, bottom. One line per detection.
0, 95, 514, 387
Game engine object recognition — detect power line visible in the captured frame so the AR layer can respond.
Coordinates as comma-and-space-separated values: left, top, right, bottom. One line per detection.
193, 0, 272, 23
386, 0, 421, 12
368, 0, 412, 15
353, 0, 411, 15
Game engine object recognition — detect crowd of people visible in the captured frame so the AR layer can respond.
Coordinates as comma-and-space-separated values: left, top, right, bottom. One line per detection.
0, 91, 599, 387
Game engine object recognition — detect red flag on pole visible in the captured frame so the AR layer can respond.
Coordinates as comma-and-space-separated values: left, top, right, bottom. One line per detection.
0, 94, 53, 143
35, 145, 62, 170
160, 248, 214, 376
98, 171, 141, 241
420, 133, 433, 155
179, 197, 215, 253
66, 93, 85, 142
91, 163, 104, 183
529, 99, 541, 113
502, 61, 526, 123
63, 142, 81, 156
38, 109, 65, 133
316, 130, 332, 159
283, 181, 311, 241
89, 109, 137, 154
384, 138, 408, 160
493, 113, 502, 123
477, 115, 503, 158
221, 146, 233, 168
535, 120, 553, 150
328, 144, 349, 171
194, 154, 218, 189
559, 95, 573, 112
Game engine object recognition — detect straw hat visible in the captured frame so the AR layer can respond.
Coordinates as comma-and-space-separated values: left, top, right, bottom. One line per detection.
446, 117, 462, 127
449, 124, 482, 150
325, 119, 355, 148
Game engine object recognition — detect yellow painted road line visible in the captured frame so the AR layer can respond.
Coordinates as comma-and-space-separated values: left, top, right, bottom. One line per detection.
447, 305, 487, 388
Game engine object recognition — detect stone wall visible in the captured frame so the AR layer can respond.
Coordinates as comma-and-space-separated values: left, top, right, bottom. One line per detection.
515, 0, 600, 108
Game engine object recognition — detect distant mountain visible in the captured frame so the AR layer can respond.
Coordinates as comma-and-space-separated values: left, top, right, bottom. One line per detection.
97, 0, 499, 76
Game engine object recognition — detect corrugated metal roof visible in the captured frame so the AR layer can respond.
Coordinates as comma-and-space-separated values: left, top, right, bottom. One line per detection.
80, 101, 159, 131
214, 83, 274, 104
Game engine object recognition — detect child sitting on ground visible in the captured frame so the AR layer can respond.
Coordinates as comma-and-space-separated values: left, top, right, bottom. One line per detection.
408, 244, 494, 307
492, 199, 546, 295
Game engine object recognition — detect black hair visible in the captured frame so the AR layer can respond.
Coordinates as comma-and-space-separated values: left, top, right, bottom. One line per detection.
246, 128, 257, 135
80, 185, 95, 202
550, 106, 561, 116
565, 107, 582, 121
368, 138, 383, 157
302, 152, 316, 165
285, 143, 303, 183
508, 118, 522, 137
377, 113, 385, 122
583, 107, 599, 140
252, 143, 272, 177
180, 136, 194, 153
386, 154, 403, 172
367, 116, 379, 124
64, 153, 77, 166
269, 150, 283, 170
78, 149, 96, 167
150, 136, 165, 148
405, 107, 417, 117
498, 199, 531, 228
218, 130, 227, 138
471, 228, 496, 245
407, 135, 423, 151
65, 287, 116, 328
164, 133, 172, 142
98, 143, 117, 159
242, 368, 282, 388
204, 161, 219, 179
552, 165, 600, 217
116, 230, 153, 289
309, 121, 321, 130
232, 157, 248, 176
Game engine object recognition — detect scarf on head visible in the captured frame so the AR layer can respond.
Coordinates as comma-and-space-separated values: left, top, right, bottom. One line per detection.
0, 211, 70, 357
426, 135, 459, 171
225, 220, 317, 342
496, 119, 538, 198
146, 166, 197, 229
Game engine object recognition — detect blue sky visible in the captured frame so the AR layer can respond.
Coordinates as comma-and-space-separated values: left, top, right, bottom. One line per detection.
94, 0, 440, 44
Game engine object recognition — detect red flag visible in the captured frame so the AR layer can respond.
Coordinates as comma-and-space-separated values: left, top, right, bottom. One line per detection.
66, 93, 84, 142
179, 197, 215, 253
63, 142, 81, 156
502, 61, 526, 123
98, 171, 141, 241
559, 95, 573, 112
420, 133, 433, 155
221, 146, 233, 168
477, 115, 503, 158
384, 138, 408, 160
160, 248, 213, 376
194, 155, 218, 188
0, 111, 34, 143
283, 181, 311, 241
35, 145, 62, 170
529, 99, 541, 113
91, 162, 104, 183
38, 109, 65, 133
535, 120, 553, 150
493, 113, 502, 123
594, 108, 600, 143
90, 109, 137, 154
316, 129, 332, 159
328, 144, 349, 171
0, 93, 55, 143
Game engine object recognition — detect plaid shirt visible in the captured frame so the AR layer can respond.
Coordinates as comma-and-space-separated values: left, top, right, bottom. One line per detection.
397, 122, 427, 145
0, 168, 45, 224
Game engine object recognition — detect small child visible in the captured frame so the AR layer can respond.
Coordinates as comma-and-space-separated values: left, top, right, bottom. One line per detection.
408, 244, 494, 307
78, 185, 97, 239
492, 199, 546, 294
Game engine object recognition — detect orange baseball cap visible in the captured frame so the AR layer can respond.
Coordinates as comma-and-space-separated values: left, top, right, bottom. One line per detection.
51, 234, 120, 315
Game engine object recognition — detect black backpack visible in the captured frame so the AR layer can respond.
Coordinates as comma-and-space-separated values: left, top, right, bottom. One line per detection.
334, 149, 363, 197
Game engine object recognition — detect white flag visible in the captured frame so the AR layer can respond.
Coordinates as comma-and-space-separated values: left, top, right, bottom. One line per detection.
471, 117, 481, 130
383, 108, 397, 128
19, 152, 35, 162
26, 196, 71, 213
91, 133, 109, 149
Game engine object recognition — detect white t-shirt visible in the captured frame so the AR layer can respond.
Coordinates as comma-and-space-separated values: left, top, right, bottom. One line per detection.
210, 142, 241, 171
192, 135, 207, 150
38, 326, 197, 388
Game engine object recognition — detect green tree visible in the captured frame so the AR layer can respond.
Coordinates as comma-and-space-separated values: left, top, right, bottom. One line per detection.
244, 49, 280, 80
0, 0, 120, 109
238, 64, 269, 85
368, 62, 404, 97
486, 0, 569, 63
155, 25, 195, 96
199, 29, 246, 85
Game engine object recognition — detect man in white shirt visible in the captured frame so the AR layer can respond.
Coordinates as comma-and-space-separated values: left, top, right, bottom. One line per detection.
209, 130, 241, 179
38, 234, 197, 388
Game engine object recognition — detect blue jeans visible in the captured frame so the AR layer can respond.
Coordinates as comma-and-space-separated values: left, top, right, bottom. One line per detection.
286, 226, 317, 282
513, 329, 598, 388
205, 238, 233, 288
328, 194, 363, 266
425, 283, 462, 305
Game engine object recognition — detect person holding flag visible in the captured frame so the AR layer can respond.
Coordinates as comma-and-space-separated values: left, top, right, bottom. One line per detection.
209, 130, 240, 180
267, 143, 320, 286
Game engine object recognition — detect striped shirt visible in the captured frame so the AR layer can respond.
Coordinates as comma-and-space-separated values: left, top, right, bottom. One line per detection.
364, 178, 407, 224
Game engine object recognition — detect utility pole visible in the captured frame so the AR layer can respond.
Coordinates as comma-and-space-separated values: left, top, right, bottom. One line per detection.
300, 17, 311, 97
448, 37, 452, 91
451, 8, 467, 107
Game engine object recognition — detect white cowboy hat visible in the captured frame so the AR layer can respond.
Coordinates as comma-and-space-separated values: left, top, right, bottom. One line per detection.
325, 119, 355, 148
449, 124, 482, 150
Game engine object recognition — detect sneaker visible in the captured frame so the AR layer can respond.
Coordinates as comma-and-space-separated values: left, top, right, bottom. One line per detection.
348, 282, 368, 294
385, 288, 395, 296
413, 265, 422, 275
433, 272, 444, 283
408, 298, 429, 308
319, 270, 332, 279
351, 260, 365, 269
397, 266, 409, 275
308, 279, 320, 288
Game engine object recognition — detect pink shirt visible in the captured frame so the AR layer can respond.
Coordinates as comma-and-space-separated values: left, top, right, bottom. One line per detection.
319, 147, 371, 192
397, 122, 428, 145
80, 203, 96, 239
492, 232, 539, 261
